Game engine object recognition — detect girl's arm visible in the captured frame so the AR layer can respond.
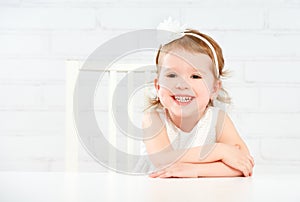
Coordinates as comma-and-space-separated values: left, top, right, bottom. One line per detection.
197, 161, 244, 177
142, 110, 224, 167
216, 110, 251, 154
143, 110, 254, 176
149, 161, 244, 178
216, 111, 255, 176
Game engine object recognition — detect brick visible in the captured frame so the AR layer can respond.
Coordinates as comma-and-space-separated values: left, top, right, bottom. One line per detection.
0, 135, 64, 160
182, 8, 264, 30
243, 138, 265, 164
245, 61, 300, 83
0, 33, 48, 55
225, 0, 285, 6
42, 83, 65, 107
269, 8, 300, 30
260, 87, 300, 112
286, 0, 300, 6
22, 0, 116, 3
99, 8, 180, 29
0, 159, 50, 171
0, 0, 20, 5
236, 112, 300, 135
222, 60, 245, 84
0, 111, 64, 134
0, 59, 65, 81
261, 138, 300, 161
0, 84, 42, 107
0, 8, 96, 30
226, 85, 260, 111
221, 32, 300, 58
51, 30, 121, 56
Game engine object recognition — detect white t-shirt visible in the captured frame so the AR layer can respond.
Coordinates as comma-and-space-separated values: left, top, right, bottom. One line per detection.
135, 106, 221, 174
163, 106, 219, 149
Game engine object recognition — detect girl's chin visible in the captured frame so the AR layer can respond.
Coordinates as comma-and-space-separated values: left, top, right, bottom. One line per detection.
168, 107, 200, 118
161, 99, 208, 116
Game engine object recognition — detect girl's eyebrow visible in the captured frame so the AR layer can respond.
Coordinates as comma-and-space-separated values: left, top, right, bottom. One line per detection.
161, 69, 171, 73
161, 68, 176, 73
191, 69, 206, 74
162, 65, 176, 70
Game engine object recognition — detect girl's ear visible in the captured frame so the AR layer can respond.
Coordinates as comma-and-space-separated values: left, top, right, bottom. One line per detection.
211, 80, 222, 99
154, 78, 160, 91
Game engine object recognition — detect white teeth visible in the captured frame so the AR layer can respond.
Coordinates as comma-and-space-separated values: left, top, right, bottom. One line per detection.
174, 96, 192, 103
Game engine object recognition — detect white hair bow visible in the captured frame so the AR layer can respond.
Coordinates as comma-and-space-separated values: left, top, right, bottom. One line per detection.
157, 17, 186, 45
156, 17, 220, 78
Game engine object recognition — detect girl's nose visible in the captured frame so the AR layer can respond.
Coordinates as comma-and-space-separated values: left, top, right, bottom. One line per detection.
175, 80, 189, 90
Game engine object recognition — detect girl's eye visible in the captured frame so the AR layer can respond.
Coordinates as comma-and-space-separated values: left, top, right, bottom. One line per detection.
191, 74, 202, 79
166, 73, 176, 78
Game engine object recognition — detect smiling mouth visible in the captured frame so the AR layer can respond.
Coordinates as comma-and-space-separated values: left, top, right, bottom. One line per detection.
172, 95, 194, 104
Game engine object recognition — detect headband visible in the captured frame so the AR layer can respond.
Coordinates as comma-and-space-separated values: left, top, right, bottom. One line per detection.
157, 17, 220, 78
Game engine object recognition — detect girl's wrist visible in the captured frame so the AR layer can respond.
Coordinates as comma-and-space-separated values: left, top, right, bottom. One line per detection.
198, 143, 224, 163
216, 142, 226, 160
195, 164, 203, 177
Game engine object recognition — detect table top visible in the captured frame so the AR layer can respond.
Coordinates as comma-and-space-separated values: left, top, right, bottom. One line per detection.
1, 165, 299, 202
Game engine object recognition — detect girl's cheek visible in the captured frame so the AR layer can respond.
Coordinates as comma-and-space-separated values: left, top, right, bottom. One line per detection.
200, 78, 214, 94
157, 90, 169, 107
159, 79, 176, 90
157, 89, 167, 101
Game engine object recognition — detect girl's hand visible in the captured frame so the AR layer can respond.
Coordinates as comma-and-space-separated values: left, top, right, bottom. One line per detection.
220, 143, 254, 177
149, 162, 199, 178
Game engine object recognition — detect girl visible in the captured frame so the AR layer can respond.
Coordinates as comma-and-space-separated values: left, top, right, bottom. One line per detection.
141, 27, 255, 178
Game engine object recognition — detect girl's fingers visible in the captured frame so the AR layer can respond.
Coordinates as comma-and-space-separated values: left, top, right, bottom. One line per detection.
244, 164, 252, 177
245, 161, 253, 175
248, 155, 255, 167
240, 162, 252, 177
149, 170, 167, 178
247, 163, 253, 176
159, 172, 172, 178
149, 164, 176, 178
251, 156, 255, 166
242, 168, 249, 177
241, 157, 253, 175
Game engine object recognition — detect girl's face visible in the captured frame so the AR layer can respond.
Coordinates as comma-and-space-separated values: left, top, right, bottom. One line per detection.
155, 49, 220, 118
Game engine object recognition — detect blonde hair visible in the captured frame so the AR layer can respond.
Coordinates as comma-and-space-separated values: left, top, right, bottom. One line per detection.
147, 29, 231, 109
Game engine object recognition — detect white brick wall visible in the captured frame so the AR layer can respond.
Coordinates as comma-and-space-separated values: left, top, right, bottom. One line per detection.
51, 31, 120, 57
245, 61, 300, 83
182, 8, 265, 30
269, 8, 300, 30
0, 0, 300, 172
0, 59, 65, 81
98, 7, 181, 29
221, 32, 300, 58
0, 33, 49, 55
0, 8, 96, 30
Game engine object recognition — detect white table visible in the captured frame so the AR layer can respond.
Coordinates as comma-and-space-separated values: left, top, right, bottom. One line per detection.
1, 165, 299, 202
